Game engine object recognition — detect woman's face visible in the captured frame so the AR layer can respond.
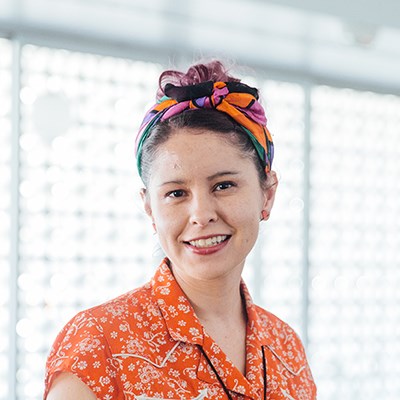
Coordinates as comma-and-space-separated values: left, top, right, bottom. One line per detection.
142, 130, 277, 282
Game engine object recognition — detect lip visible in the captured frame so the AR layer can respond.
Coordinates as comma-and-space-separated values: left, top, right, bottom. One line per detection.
183, 235, 231, 256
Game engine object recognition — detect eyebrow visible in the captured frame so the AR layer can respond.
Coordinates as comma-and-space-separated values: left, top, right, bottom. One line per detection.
206, 171, 240, 181
158, 171, 240, 187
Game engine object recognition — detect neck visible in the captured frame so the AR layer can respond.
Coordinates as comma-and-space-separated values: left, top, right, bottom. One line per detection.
170, 264, 245, 324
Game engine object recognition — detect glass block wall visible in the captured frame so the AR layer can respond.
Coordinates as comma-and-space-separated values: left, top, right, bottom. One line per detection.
308, 86, 400, 399
0, 37, 12, 400
257, 80, 306, 335
16, 45, 162, 399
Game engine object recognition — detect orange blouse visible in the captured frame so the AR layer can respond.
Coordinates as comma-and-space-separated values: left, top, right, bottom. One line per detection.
44, 259, 316, 399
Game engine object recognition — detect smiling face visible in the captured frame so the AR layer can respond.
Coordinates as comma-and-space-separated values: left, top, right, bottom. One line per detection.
142, 129, 277, 283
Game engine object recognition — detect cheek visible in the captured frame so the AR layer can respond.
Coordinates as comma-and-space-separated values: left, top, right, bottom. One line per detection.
232, 195, 262, 221
229, 201, 261, 239
231, 210, 258, 227
153, 203, 185, 237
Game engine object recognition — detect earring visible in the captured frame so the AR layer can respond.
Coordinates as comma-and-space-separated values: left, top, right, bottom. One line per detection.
152, 222, 157, 233
260, 210, 270, 221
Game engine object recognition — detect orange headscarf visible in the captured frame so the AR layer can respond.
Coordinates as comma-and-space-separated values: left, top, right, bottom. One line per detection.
135, 81, 274, 179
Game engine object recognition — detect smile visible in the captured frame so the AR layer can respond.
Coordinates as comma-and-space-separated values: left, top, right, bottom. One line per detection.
187, 235, 230, 248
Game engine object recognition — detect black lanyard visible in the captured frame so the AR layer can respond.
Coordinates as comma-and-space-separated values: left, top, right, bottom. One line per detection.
262, 345, 268, 399
198, 345, 267, 400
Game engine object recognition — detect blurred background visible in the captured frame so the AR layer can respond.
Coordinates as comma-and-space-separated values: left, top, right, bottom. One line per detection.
1, 1, 400, 399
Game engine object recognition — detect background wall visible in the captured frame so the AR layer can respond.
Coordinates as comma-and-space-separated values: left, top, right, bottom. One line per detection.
0, 1, 399, 399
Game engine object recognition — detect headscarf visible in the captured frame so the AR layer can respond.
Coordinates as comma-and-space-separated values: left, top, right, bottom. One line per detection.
135, 80, 274, 178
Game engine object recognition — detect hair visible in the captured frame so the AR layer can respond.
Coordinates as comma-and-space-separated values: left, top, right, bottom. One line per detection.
141, 60, 268, 188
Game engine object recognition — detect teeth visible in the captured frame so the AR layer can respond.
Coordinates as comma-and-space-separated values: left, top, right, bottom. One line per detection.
189, 235, 228, 248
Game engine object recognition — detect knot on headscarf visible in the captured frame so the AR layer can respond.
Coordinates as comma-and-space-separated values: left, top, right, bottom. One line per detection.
135, 81, 274, 179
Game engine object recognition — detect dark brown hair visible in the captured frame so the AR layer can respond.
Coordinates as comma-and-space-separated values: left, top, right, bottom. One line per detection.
141, 61, 268, 188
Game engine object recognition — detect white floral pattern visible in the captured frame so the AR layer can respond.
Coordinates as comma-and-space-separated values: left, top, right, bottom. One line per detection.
44, 259, 316, 399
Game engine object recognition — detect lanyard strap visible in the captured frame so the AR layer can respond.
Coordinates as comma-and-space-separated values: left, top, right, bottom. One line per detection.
198, 345, 268, 400
261, 345, 268, 399
198, 346, 234, 400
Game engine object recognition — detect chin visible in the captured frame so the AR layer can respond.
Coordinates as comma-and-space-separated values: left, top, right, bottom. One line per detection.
184, 255, 245, 279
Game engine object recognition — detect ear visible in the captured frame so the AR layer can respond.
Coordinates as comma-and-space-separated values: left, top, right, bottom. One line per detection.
140, 188, 153, 218
262, 170, 278, 214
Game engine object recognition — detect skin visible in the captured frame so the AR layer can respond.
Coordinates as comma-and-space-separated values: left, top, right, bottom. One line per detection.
143, 130, 276, 285
46, 372, 96, 400
143, 131, 276, 282
142, 130, 277, 374
46, 129, 277, 398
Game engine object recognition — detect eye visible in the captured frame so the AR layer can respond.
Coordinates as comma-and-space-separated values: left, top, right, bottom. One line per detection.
166, 189, 185, 198
214, 181, 236, 191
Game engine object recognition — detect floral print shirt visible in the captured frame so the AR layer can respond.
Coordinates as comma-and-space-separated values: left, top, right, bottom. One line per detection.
44, 259, 316, 400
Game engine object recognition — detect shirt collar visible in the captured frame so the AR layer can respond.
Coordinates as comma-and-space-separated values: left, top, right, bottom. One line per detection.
241, 279, 309, 378
241, 280, 274, 347
151, 258, 204, 346
150, 257, 276, 349
150, 258, 307, 396
150, 258, 267, 398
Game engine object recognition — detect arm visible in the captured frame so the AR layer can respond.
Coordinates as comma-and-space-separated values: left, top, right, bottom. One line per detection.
46, 372, 97, 400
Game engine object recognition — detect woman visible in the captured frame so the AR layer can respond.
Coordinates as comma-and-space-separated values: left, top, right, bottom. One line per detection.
44, 61, 316, 399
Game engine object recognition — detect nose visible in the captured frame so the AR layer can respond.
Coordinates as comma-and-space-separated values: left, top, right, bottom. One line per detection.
189, 191, 218, 227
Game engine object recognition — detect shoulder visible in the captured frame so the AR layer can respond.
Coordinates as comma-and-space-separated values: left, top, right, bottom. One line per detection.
253, 305, 309, 369
254, 305, 300, 340
45, 282, 161, 399
47, 281, 159, 367
62, 280, 161, 343
85, 281, 156, 321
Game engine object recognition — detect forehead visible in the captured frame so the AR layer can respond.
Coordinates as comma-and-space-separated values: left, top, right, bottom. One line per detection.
154, 131, 243, 168
148, 130, 256, 185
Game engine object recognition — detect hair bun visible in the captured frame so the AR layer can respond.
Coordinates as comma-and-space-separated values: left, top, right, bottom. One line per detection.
157, 60, 241, 101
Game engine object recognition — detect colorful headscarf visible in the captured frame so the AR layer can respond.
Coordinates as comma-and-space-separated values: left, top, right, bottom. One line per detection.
135, 80, 274, 178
